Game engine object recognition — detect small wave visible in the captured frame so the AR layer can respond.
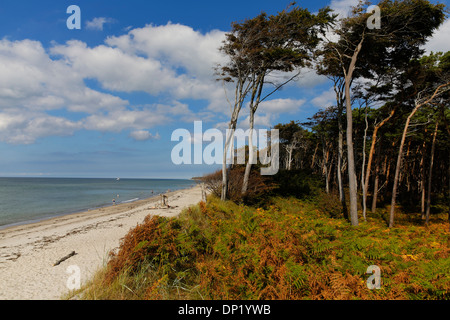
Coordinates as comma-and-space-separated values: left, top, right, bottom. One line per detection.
120, 198, 139, 204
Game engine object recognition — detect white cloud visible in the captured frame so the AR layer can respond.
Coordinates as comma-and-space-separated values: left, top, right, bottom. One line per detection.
0, 39, 128, 113
105, 23, 226, 79
0, 29, 219, 144
103, 23, 228, 108
239, 113, 274, 129
82, 107, 167, 133
0, 39, 129, 144
0, 111, 81, 144
129, 130, 160, 141
0, 21, 325, 145
329, 0, 360, 18
423, 19, 450, 54
259, 98, 306, 114
86, 17, 115, 31
295, 67, 328, 88
51, 40, 173, 95
51, 23, 228, 110
311, 88, 336, 108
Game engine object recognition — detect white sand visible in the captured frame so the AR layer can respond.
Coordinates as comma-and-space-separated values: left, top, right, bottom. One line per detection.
0, 185, 203, 300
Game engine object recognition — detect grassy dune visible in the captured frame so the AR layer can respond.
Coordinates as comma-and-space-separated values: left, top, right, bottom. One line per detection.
71, 194, 450, 300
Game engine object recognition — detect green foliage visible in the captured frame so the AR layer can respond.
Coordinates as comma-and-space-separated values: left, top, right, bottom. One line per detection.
270, 169, 322, 200
201, 167, 277, 206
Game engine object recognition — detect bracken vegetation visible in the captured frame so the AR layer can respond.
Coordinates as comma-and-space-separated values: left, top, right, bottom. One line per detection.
73, 185, 450, 300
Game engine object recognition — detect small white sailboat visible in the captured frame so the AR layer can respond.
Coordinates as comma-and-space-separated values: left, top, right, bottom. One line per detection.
116, 178, 120, 181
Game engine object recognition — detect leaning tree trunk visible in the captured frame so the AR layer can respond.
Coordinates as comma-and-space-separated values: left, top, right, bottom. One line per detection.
221, 75, 248, 201
242, 111, 255, 194
241, 74, 264, 195
333, 79, 347, 218
343, 38, 364, 227
221, 123, 235, 201
363, 108, 395, 216
389, 83, 449, 227
390, 106, 421, 227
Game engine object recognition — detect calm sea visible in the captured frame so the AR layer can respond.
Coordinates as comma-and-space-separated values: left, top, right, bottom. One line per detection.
0, 177, 195, 229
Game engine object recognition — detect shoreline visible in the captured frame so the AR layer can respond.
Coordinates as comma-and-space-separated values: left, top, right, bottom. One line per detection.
0, 184, 203, 300
0, 186, 192, 232
0, 177, 198, 231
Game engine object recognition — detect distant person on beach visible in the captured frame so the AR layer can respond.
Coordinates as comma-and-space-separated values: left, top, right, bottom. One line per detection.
112, 198, 116, 205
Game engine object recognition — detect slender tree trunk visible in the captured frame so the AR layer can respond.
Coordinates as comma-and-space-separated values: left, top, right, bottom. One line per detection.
332, 78, 347, 218
419, 138, 427, 219
371, 164, 379, 213
311, 143, 319, 169
242, 112, 255, 194
327, 163, 333, 193
363, 108, 395, 216
361, 105, 369, 221
322, 140, 330, 194
241, 74, 264, 195
371, 141, 381, 213
337, 110, 348, 218
389, 108, 419, 227
426, 120, 439, 225
343, 37, 364, 227
287, 145, 294, 170
389, 83, 449, 227
421, 179, 426, 219
221, 75, 247, 201
337, 132, 345, 199
284, 143, 295, 170
222, 123, 235, 200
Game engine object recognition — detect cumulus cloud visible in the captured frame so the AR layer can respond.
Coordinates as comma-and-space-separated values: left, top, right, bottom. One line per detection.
0, 39, 130, 144
259, 98, 306, 114
0, 22, 229, 144
329, 0, 360, 18
129, 130, 160, 141
0, 37, 202, 144
0, 21, 327, 145
51, 23, 228, 111
0, 111, 81, 144
86, 17, 116, 31
82, 106, 169, 133
105, 23, 226, 78
53, 23, 228, 101
423, 19, 450, 54
311, 88, 336, 109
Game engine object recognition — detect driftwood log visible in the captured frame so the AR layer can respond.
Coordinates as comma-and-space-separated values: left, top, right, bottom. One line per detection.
53, 251, 77, 266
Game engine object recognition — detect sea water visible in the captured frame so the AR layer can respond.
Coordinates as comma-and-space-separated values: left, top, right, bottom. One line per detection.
0, 177, 195, 228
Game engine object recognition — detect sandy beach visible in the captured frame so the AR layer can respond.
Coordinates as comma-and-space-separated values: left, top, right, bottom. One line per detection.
0, 184, 203, 300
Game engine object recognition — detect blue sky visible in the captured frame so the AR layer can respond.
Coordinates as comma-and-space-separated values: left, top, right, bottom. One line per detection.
0, 0, 448, 179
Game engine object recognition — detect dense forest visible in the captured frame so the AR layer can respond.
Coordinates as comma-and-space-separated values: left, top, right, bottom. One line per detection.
212, 0, 449, 228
